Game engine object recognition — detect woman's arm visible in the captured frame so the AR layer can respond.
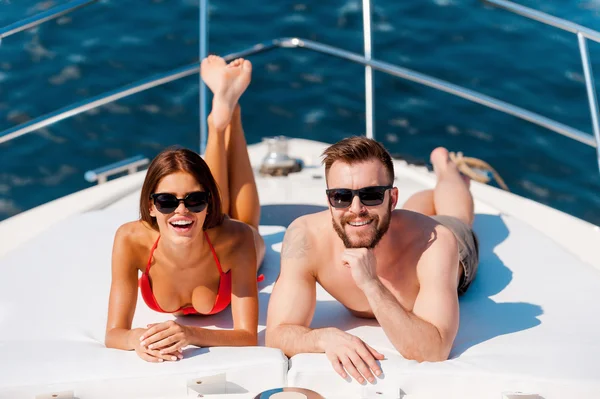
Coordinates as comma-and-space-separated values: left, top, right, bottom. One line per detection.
105, 224, 140, 349
213, 224, 259, 345
105, 224, 180, 362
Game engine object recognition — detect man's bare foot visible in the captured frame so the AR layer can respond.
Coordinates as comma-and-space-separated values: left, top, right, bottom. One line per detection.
201, 55, 252, 131
430, 147, 471, 188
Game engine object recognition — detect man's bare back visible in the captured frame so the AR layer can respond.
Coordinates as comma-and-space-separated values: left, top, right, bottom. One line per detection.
266, 137, 479, 385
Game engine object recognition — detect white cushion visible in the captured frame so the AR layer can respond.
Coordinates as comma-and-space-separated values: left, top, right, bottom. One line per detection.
285, 213, 600, 399
4, 206, 600, 399
0, 210, 287, 399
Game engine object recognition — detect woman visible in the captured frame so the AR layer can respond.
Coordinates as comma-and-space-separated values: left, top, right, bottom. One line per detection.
105, 56, 265, 362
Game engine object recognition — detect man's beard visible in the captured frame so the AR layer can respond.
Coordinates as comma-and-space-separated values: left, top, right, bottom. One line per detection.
332, 207, 392, 249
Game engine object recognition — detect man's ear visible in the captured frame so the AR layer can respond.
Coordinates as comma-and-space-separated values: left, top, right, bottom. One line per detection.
390, 186, 399, 210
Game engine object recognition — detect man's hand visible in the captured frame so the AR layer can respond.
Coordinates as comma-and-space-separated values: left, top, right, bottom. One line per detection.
139, 321, 191, 355
341, 248, 378, 290
320, 328, 385, 384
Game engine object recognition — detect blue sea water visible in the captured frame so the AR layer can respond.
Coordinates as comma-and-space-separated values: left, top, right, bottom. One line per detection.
1, 0, 599, 225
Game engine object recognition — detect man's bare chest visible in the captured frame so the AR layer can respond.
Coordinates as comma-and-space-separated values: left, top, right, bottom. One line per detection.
316, 254, 420, 316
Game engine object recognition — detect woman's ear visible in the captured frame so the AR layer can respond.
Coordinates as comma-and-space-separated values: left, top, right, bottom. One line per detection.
149, 200, 156, 218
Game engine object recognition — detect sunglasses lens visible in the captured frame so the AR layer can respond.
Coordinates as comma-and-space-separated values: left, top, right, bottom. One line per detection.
359, 187, 386, 206
328, 189, 353, 208
184, 192, 208, 213
154, 194, 179, 214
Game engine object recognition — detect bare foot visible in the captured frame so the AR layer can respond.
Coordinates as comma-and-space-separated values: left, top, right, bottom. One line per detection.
430, 147, 470, 188
201, 55, 252, 131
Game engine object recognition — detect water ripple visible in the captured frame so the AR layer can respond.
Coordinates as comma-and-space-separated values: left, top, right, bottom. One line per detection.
0, 0, 598, 226
0, 199, 20, 217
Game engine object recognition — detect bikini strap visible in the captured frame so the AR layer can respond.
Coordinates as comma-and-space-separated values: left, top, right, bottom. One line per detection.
146, 236, 160, 273
204, 231, 225, 275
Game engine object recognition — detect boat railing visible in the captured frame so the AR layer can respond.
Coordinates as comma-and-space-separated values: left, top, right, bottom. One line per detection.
1, 0, 599, 178
84, 155, 149, 184
483, 0, 600, 172
0, 0, 99, 41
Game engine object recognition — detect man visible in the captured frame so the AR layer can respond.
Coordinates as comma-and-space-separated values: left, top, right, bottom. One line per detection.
265, 136, 479, 384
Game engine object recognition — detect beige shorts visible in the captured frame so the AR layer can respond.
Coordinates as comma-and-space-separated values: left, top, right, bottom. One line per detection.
430, 215, 479, 295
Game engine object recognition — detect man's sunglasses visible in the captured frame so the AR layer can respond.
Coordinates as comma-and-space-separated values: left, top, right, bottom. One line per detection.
325, 185, 393, 209
150, 191, 210, 214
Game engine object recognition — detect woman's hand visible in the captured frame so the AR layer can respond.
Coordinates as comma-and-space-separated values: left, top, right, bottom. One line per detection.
130, 328, 184, 362
139, 321, 193, 355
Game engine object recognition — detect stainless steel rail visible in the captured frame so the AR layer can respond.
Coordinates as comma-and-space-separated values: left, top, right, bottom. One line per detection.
578, 33, 600, 172
199, 0, 209, 154
484, 0, 600, 170
0, 0, 99, 40
84, 155, 149, 184
293, 38, 597, 148
483, 0, 600, 43
0, 63, 201, 145
1, 37, 596, 149
362, 0, 375, 140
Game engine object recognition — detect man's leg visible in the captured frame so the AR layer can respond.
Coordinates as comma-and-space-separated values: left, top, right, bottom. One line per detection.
402, 147, 474, 227
402, 147, 477, 289
401, 190, 435, 216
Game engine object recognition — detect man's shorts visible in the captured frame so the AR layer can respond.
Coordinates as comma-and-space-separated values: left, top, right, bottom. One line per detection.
430, 215, 479, 295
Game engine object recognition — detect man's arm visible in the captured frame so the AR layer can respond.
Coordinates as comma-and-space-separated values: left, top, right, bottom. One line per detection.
346, 227, 460, 362
265, 220, 321, 356
266, 219, 384, 383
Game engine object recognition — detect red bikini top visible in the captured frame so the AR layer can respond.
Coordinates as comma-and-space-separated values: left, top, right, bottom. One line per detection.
138, 232, 232, 315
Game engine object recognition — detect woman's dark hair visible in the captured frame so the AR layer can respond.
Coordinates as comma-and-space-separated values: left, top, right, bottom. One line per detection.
140, 146, 224, 230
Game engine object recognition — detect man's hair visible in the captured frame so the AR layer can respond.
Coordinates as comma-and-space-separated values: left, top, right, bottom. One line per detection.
321, 136, 394, 183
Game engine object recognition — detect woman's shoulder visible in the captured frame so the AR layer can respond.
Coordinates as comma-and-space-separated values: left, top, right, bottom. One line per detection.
115, 220, 154, 240
113, 220, 157, 260
206, 218, 256, 262
209, 217, 255, 246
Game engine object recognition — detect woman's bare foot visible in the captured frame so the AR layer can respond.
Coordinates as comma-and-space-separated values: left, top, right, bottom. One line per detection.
201, 55, 252, 131
430, 147, 471, 188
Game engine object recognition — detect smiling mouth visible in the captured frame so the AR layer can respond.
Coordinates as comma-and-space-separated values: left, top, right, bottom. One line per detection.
347, 220, 373, 227
169, 220, 194, 230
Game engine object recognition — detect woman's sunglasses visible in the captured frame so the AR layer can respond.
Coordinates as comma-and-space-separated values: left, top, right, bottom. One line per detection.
325, 185, 392, 209
150, 191, 209, 214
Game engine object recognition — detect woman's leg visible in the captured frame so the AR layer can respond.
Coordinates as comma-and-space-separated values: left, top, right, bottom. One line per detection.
204, 112, 230, 215
224, 105, 261, 229
201, 56, 260, 229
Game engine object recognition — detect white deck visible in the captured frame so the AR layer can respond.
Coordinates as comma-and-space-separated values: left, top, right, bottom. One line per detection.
1, 139, 600, 399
